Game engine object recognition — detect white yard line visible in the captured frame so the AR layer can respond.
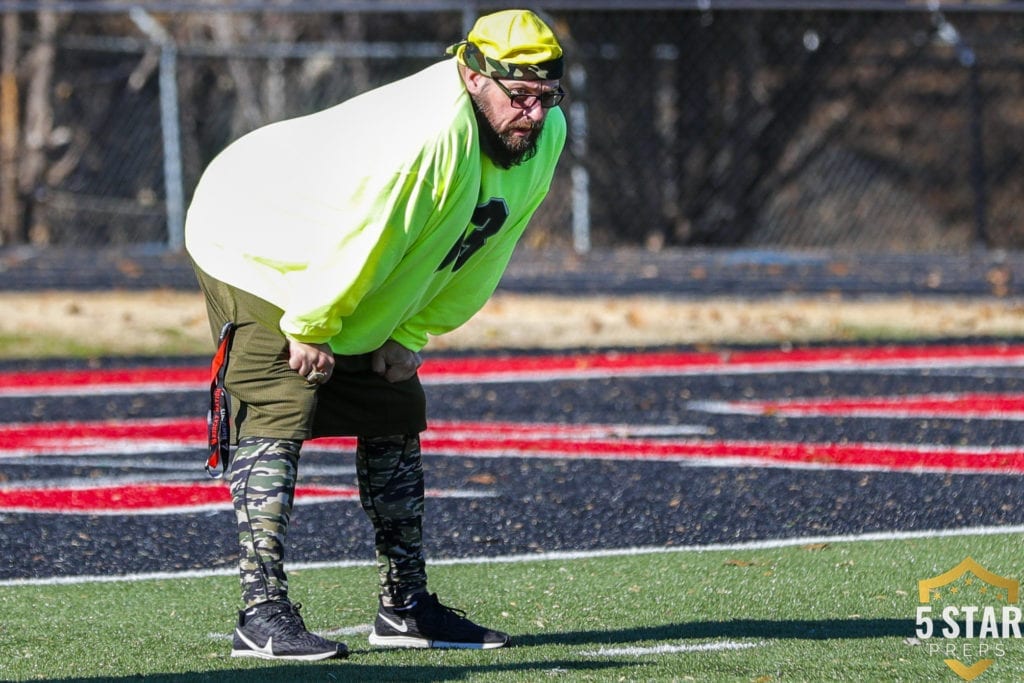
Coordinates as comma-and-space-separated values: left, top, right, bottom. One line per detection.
582, 640, 764, 656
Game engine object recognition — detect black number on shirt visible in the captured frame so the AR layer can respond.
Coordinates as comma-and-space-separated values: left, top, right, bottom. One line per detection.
437, 198, 509, 272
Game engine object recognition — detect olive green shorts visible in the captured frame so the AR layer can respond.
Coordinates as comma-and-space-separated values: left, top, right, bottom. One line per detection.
193, 264, 427, 442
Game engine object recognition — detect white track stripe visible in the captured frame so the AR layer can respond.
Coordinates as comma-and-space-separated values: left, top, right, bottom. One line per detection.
421, 357, 1024, 385
689, 398, 1024, 421
3, 523, 1022, 587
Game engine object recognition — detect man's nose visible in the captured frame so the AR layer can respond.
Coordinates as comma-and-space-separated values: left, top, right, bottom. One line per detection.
522, 99, 546, 122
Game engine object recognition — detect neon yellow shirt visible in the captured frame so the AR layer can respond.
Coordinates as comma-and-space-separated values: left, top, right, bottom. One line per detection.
185, 58, 565, 354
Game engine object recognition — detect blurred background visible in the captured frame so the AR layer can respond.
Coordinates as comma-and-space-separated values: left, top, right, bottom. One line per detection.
1, 0, 1022, 255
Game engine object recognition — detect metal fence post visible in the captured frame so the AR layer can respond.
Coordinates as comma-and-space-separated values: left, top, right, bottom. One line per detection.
568, 62, 590, 254
932, 6, 989, 247
158, 43, 185, 251
965, 56, 989, 248
130, 8, 184, 251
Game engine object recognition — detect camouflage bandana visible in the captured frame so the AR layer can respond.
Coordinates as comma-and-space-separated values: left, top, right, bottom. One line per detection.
447, 40, 564, 81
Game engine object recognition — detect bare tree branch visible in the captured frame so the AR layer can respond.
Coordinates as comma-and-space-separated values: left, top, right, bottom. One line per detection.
0, 12, 20, 244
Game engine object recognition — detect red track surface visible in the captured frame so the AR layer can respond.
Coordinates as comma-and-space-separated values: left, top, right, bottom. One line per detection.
3, 344, 1023, 517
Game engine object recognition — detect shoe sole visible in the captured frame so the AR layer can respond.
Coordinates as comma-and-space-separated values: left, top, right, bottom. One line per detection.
369, 632, 509, 649
231, 648, 346, 661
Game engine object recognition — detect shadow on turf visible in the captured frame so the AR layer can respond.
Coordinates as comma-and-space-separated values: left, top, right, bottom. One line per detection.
29, 660, 632, 682
28, 620, 913, 681
513, 617, 913, 647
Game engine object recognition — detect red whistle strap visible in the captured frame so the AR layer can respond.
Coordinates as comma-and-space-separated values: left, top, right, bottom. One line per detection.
205, 321, 236, 478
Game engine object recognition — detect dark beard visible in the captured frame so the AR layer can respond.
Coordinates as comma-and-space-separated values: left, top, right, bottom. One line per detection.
471, 95, 541, 170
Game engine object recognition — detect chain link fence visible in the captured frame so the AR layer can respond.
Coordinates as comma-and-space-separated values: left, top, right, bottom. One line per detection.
2, 3, 1023, 252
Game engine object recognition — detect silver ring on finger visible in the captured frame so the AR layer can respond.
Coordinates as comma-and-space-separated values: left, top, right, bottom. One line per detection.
306, 369, 328, 384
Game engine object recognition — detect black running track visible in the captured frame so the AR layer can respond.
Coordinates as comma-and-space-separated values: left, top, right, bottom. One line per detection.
1, 248, 1023, 582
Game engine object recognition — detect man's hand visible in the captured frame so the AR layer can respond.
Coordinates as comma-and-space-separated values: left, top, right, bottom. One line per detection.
288, 339, 335, 384
371, 340, 423, 383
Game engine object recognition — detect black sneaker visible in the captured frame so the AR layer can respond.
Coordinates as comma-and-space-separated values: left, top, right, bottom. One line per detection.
231, 601, 348, 661
369, 592, 510, 649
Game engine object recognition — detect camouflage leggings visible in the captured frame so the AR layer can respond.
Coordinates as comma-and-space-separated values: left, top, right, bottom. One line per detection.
356, 434, 426, 604
229, 434, 426, 607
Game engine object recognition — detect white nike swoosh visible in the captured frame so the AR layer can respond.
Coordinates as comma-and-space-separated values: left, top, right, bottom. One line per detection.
236, 629, 275, 655
378, 613, 410, 633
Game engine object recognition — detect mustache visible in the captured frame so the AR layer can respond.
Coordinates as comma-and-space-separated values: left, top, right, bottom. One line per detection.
507, 121, 539, 134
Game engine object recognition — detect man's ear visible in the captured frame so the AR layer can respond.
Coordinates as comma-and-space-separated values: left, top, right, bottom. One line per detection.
459, 65, 486, 96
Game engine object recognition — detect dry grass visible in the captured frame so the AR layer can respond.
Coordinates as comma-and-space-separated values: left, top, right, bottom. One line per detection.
2, 290, 1024, 358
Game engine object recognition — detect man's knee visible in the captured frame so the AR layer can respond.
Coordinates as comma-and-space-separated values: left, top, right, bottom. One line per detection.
229, 438, 302, 498
356, 434, 424, 513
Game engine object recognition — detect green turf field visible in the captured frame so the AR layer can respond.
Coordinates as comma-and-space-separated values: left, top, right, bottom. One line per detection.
2, 532, 1022, 681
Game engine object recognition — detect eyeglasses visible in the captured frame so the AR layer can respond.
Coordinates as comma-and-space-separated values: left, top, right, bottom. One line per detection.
491, 78, 566, 110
